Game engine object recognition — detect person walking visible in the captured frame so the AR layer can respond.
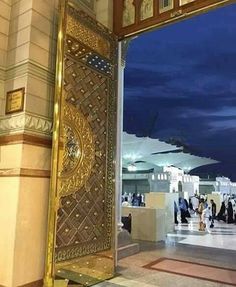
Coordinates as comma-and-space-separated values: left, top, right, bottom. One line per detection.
227, 201, 234, 224
233, 200, 236, 224
179, 197, 188, 224
198, 198, 205, 231
191, 195, 199, 213
217, 202, 226, 222
184, 198, 191, 218
210, 199, 216, 228
174, 201, 179, 224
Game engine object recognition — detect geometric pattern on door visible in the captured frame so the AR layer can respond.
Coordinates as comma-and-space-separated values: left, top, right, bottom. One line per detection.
55, 5, 117, 263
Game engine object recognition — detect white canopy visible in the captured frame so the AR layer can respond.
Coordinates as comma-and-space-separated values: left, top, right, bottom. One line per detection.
122, 132, 181, 164
122, 132, 219, 172
143, 152, 218, 172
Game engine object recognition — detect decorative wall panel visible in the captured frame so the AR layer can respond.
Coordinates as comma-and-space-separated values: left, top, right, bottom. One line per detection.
114, 0, 236, 38
140, 0, 154, 20
122, 0, 135, 27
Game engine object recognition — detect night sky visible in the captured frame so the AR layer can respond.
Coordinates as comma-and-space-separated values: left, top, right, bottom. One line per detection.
124, 3, 236, 180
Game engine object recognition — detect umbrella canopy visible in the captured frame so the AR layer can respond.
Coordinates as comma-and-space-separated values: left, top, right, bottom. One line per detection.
143, 152, 219, 172
122, 132, 219, 172
122, 132, 181, 164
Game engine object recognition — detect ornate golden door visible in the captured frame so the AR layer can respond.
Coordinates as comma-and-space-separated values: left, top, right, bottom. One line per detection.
44, 1, 118, 286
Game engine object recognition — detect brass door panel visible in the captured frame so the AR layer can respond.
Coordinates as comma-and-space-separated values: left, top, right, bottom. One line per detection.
44, 1, 118, 286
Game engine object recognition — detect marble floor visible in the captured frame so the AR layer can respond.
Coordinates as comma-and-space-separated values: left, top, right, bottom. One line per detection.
168, 215, 236, 250
93, 217, 236, 287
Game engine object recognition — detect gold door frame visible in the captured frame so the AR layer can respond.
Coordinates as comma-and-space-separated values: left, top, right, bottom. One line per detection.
44, 1, 118, 286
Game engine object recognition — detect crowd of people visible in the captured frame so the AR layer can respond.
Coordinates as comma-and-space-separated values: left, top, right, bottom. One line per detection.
121, 192, 145, 207
175, 195, 236, 231
122, 192, 236, 233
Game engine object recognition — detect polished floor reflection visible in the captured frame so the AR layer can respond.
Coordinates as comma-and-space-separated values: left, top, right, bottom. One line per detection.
168, 216, 236, 250
93, 217, 236, 287
56, 250, 115, 286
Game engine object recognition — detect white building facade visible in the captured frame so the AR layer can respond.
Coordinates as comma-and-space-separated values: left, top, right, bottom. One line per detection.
123, 166, 200, 197
200, 176, 236, 195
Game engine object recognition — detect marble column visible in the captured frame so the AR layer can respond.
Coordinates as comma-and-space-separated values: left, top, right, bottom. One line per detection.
116, 41, 125, 235
115, 39, 132, 235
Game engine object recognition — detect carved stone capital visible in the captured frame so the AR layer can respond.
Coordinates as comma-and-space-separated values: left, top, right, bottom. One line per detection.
0, 112, 53, 137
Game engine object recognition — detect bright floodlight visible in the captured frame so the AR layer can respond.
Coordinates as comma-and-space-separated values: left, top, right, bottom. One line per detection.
127, 164, 137, 172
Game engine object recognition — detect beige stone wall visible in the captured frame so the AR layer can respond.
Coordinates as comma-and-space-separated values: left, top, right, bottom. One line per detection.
0, 177, 19, 287
6, 0, 57, 119
0, 0, 114, 286
0, 0, 11, 115
0, 0, 58, 286
13, 176, 50, 286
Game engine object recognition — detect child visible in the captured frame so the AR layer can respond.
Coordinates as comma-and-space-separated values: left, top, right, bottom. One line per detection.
198, 199, 205, 231
204, 206, 213, 229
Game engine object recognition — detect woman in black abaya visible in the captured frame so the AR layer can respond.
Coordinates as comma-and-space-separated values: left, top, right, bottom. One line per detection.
227, 201, 234, 224
217, 202, 226, 222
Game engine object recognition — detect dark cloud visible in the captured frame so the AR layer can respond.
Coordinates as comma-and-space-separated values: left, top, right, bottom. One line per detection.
193, 52, 236, 77
125, 67, 173, 89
